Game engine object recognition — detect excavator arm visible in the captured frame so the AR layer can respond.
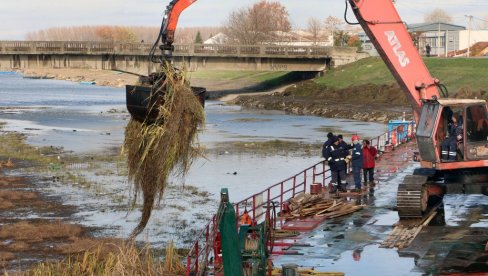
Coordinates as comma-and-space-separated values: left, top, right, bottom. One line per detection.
159, 0, 198, 59
347, 0, 441, 120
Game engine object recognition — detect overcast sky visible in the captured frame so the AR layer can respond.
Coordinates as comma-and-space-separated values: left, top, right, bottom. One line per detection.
1, 0, 487, 40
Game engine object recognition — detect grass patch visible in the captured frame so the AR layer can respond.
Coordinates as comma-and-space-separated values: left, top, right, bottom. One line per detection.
0, 132, 59, 166
316, 57, 488, 98
315, 57, 394, 88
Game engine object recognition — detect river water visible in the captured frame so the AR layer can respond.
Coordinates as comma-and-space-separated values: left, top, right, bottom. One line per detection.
0, 72, 387, 245
0, 73, 387, 199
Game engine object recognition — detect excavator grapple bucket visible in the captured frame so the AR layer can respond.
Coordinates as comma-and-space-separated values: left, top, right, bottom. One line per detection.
126, 84, 206, 123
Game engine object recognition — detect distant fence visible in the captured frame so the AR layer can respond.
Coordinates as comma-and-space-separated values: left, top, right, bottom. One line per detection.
185, 121, 416, 275
0, 41, 352, 58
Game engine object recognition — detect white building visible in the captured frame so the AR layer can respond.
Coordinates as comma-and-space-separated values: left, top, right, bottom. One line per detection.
359, 22, 488, 57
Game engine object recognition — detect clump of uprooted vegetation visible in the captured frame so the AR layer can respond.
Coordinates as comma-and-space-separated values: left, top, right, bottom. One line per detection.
123, 65, 205, 238
27, 241, 185, 276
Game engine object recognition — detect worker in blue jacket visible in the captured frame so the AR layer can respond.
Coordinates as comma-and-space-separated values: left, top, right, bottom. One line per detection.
350, 135, 363, 192
321, 132, 334, 158
323, 136, 348, 193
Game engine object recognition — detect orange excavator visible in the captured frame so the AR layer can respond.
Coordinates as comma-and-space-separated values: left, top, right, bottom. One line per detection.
127, 0, 488, 221
348, 0, 488, 219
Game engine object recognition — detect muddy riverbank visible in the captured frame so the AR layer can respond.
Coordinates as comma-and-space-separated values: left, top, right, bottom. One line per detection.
229, 80, 412, 123
0, 160, 126, 271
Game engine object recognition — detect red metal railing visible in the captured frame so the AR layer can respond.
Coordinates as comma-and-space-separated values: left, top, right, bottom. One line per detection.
185, 121, 416, 275
185, 161, 330, 275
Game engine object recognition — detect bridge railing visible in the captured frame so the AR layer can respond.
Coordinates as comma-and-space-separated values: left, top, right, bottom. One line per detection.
0, 40, 339, 58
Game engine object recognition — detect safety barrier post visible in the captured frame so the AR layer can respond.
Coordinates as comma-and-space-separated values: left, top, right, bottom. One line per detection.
280, 182, 284, 210
186, 256, 191, 276
323, 161, 326, 186
205, 224, 209, 244
195, 241, 199, 274
292, 176, 296, 197
312, 166, 316, 184
267, 189, 271, 205
304, 171, 307, 193
252, 195, 256, 220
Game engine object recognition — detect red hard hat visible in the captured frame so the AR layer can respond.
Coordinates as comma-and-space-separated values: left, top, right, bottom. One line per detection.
352, 135, 360, 141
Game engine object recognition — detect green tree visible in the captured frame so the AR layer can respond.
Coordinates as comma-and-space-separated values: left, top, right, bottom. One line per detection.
194, 31, 203, 44
333, 30, 350, 47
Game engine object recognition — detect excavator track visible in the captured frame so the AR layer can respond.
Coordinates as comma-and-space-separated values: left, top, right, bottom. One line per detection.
397, 175, 429, 219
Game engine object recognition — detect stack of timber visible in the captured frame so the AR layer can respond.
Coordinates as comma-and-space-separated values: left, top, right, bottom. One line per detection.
380, 210, 438, 249
283, 193, 363, 219
273, 229, 300, 239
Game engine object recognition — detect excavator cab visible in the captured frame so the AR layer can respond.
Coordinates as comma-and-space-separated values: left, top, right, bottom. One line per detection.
416, 100, 488, 167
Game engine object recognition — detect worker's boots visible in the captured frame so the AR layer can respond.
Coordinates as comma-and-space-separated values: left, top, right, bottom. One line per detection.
329, 183, 338, 194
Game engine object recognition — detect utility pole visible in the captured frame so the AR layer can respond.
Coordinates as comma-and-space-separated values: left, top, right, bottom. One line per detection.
437, 22, 441, 57
445, 29, 449, 57
465, 15, 473, 57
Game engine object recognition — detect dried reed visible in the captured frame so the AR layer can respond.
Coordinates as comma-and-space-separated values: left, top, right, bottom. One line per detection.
27, 241, 185, 276
124, 65, 205, 238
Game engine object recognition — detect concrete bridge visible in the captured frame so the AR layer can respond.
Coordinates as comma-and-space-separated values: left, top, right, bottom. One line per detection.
0, 41, 368, 75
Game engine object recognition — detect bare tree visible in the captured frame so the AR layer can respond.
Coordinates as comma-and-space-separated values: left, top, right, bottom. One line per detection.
424, 8, 453, 23
307, 18, 322, 45
24, 26, 222, 44
323, 16, 347, 46
224, 0, 292, 44
323, 16, 344, 35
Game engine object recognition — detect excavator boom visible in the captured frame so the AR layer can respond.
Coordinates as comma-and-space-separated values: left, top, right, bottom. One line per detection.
348, 0, 440, 120
162, 0, 198, 45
